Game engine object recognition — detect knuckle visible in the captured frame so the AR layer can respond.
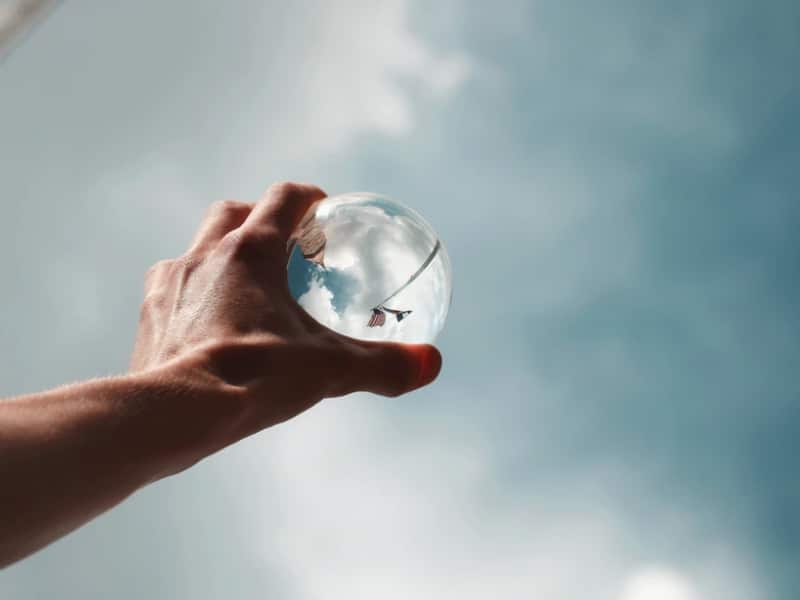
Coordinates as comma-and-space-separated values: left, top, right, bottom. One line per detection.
139, 289, 167, 317
216, 230, 241, 254
142, 289, 166, 306
268, 181, 324, 201
144, 259, 173, 285
223, 227, 284, 261
213, 199, 249, 215
268, 181, 301, 198
175, 252, 200, 271
147, 258, 173, 275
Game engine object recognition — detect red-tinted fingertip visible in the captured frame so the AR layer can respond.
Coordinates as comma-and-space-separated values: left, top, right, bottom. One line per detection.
415, 345, 442, 389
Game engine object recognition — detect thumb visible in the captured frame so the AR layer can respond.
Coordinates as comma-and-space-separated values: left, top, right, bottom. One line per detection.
340, 341, 442, 397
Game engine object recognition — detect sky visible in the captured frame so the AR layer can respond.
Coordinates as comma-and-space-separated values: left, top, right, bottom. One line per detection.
0, 1, 798, 599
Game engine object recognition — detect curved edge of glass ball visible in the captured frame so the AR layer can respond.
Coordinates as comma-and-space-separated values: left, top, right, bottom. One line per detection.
286, 192, 452, 344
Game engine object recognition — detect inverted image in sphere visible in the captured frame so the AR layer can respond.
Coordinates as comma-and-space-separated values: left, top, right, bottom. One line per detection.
287, 192, 452, 343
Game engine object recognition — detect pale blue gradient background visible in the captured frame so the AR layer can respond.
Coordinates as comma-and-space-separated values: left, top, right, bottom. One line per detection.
1, 2, 798, 599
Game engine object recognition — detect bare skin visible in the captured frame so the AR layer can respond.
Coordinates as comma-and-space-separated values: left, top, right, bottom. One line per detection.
0, 182, 442, 568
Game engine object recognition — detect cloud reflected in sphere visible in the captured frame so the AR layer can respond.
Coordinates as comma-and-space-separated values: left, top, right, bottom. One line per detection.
288, 192, 452, 343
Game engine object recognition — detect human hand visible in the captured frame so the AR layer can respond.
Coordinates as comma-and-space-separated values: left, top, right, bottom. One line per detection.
130, 183, 441, 469
0, 182, 442, 566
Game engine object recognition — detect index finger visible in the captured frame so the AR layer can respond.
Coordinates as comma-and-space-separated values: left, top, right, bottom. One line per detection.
242, 182, 327, 243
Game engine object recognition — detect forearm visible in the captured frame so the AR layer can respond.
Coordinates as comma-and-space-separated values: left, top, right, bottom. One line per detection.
0, 367, 244, 567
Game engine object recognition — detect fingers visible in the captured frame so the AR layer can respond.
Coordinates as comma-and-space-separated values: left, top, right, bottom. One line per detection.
242, 182, 326, 244
190, 200, 253, 253
334, 340, 442, 398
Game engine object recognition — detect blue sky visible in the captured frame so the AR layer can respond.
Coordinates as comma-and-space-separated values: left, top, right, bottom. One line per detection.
1, 1, 798, 599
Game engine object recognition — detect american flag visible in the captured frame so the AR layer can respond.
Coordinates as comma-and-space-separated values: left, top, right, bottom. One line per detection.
367, 306, 412, 327
367, 308, 386, 328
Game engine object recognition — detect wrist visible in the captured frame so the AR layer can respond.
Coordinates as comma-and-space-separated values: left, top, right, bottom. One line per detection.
119, 362, 250, 482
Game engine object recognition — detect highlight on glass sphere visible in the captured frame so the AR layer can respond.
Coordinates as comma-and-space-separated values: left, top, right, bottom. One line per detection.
287, 192, 452, 343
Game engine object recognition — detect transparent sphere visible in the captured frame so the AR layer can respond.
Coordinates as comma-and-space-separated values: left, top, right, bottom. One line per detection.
287, 192, 452, 343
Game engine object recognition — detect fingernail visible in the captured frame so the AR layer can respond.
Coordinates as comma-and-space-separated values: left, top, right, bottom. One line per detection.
416, 345, 442, 388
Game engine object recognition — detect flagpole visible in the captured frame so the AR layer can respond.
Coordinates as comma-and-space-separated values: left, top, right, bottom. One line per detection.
375, 239, 441, 308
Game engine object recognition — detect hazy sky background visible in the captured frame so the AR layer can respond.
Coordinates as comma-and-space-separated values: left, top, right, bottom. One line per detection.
1, 1, 798, 599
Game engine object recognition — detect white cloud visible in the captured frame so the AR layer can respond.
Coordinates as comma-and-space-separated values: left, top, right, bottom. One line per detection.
217, 396, 765, 600
291, 0, 471, 147
188, 0, 473, 204
297, 273, 341, 329
620, 567, 698, 600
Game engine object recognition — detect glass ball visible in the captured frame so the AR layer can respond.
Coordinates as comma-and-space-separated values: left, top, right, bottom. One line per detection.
287, 192, 452, 343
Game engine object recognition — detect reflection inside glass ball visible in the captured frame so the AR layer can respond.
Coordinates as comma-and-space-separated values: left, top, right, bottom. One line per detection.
287, 192, 452, 343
